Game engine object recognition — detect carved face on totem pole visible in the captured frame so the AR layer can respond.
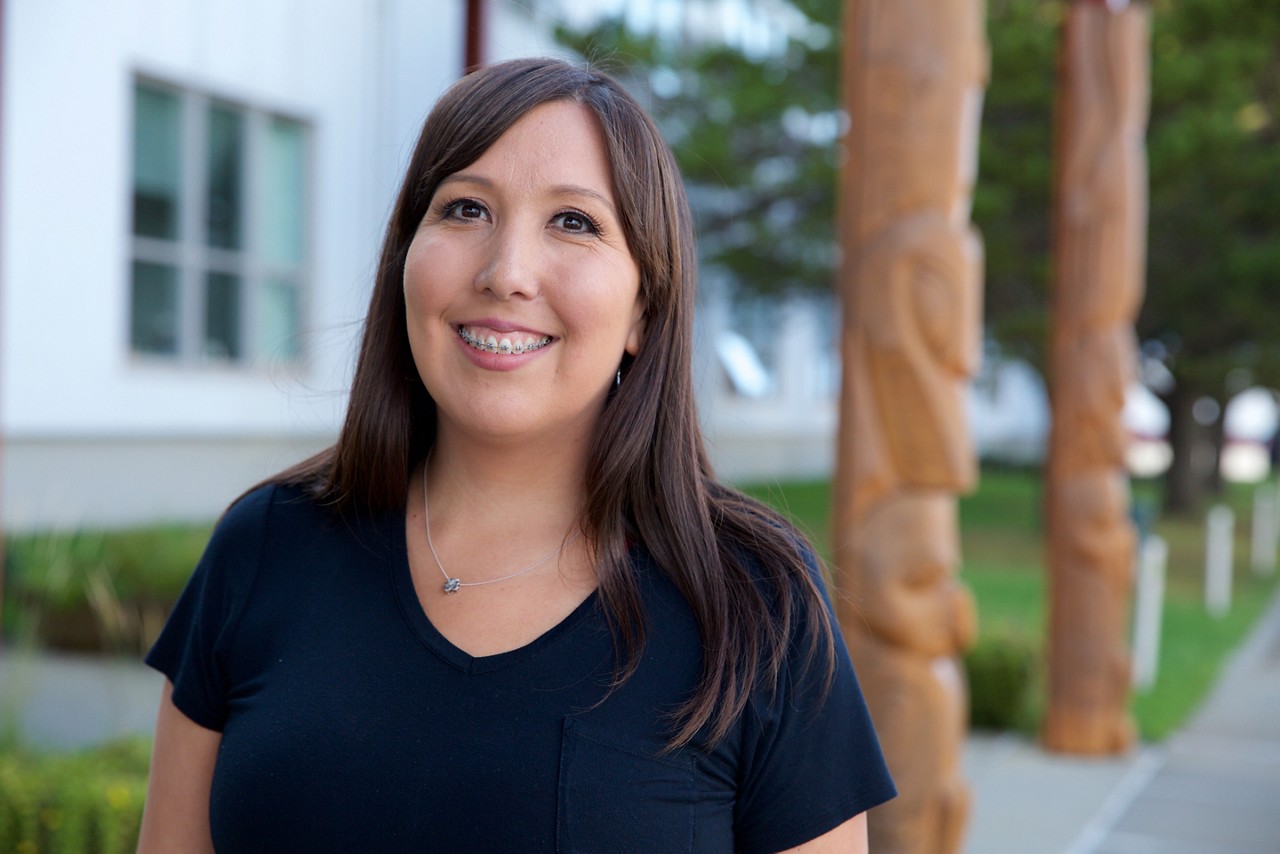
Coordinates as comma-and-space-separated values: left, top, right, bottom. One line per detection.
851, 493, 978, 658
855, 0, 989, 230
846, 0, 989, 500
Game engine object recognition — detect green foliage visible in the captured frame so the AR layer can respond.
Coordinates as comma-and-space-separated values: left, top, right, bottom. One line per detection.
974, 0, 1060, 373
1143, 0, 1280, 392
0, 738, 149, 854
5, 526, 208, 607
965, 632, 1041, 732
3, 525, 209, 652
979, 0, 1280, 393
558, 1, 842, 295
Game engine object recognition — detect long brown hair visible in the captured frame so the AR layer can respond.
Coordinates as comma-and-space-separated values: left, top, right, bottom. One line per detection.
276, 57, 834, 749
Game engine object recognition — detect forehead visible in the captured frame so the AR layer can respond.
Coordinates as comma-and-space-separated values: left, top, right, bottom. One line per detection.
461, 101, 616, 199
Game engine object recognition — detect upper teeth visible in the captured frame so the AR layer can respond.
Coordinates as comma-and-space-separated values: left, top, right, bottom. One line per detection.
458, 326, 552, 355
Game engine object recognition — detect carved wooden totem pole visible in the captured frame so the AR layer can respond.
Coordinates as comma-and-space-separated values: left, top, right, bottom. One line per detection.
833, 1, 987, 850
1042, 0, 1150, 755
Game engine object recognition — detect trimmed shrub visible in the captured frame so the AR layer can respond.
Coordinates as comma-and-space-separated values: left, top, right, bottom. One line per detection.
0, 738, 150, 854
965, 632, 1040, 732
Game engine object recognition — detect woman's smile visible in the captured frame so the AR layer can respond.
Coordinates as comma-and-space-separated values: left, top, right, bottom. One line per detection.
457, 324, 554, 356
453, 322, 557, 372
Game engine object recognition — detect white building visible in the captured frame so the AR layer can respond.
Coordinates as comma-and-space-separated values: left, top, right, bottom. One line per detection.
1, 0, 563, 530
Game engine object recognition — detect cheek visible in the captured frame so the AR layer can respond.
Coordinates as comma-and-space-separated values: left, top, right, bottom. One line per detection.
402, 253, 447, 369
403, 240, 426, 310
583, 258, 642, 337
403, 241, 450, 324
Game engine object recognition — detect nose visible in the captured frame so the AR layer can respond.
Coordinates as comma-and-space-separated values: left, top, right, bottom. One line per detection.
475, 223, 542, 300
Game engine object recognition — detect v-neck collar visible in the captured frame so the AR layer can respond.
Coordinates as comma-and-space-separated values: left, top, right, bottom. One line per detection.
383, 507, 600, 675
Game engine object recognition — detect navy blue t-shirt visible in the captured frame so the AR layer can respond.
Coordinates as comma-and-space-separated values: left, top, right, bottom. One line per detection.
147, 484, 895, 852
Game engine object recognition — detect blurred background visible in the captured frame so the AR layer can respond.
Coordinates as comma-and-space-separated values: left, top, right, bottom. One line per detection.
1, 1, 1278, 851
3, 0, 1276, 532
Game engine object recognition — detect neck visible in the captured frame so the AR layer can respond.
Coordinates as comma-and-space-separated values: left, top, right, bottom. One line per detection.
424, 427, 591, 534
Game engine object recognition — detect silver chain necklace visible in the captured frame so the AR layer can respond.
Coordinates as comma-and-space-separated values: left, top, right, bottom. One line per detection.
422, 456, 581, 594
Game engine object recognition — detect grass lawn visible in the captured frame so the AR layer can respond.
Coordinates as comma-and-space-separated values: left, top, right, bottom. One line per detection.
741, 467, 1280, 741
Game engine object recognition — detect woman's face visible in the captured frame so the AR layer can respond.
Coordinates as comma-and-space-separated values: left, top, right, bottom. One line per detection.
404, 100, 644, 449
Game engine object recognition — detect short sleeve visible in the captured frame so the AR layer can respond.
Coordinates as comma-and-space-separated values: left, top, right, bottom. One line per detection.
144, 485, 273, 731
732, 557, 896, 854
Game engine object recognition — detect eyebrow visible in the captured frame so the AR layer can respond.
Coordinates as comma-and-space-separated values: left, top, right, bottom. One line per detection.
436, 173, 620, 219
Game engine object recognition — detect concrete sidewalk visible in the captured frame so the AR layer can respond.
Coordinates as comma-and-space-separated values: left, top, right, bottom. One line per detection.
3, 591, 1279, 852
966, 589, 1280, 853
1085, 585, 1280, 854
965, 731, 1162, 854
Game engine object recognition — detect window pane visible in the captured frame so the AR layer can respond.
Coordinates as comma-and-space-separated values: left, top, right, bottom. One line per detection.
206, 104, 244, 249
132, 85, 182, 239
262, 118, 306, 266
131, 261, 179, 355
260, 277, 299, 358
205, 272, 241, 360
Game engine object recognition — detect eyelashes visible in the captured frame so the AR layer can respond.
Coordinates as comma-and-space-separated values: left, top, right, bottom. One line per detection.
551, 210, 604, 235
434, 198, 487, 222
432, 197, 605, 236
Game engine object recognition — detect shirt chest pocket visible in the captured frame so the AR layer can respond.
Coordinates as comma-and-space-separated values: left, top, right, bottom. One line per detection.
557, 718, 696, 854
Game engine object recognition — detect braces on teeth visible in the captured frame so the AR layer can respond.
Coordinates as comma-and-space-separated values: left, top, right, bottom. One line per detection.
458, 326, 552, 355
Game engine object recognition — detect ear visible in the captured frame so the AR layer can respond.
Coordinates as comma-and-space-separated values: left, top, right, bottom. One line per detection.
625, 301, 646, 357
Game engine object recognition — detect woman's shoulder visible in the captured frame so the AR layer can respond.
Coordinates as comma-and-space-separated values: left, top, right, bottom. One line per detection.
226, 478, 322, 515
201, 483, 279, 566
219, 480, 338, 534
724, 515, 829, 612
201, 481, 341, 572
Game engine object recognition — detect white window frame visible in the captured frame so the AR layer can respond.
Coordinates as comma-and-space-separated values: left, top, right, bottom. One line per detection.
128, 76, 311, 367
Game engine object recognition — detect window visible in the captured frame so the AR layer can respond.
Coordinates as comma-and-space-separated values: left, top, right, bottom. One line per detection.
129, 80, 309, 363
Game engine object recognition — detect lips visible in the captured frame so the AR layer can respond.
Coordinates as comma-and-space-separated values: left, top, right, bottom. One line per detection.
456, 324, 553, 356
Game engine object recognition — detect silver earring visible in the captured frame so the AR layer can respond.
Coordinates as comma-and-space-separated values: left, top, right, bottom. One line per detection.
615, 370, 622, 387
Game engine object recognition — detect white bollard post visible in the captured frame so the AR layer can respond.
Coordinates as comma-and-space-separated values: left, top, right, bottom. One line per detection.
1132, 535, 1167, 690
1253, 482, 1278, 576
1205, 505, 1234, 617
1272, 468, 1280, 572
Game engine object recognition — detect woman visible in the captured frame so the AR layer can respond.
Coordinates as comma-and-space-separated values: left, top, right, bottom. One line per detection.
138, 57, 894, 853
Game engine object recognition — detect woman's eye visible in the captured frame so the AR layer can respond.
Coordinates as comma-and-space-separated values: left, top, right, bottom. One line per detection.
553, 211, 600, 234
443, 199, 488, 221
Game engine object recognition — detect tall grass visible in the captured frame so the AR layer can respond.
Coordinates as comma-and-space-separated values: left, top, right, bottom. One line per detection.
2, 525, 210, 654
